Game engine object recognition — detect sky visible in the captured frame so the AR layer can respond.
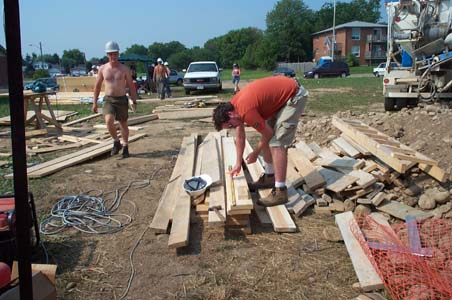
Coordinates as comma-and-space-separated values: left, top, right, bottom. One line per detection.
0, 0, 388, 60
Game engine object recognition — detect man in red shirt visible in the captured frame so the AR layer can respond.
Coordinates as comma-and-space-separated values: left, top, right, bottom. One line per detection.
213, 76, 308, 206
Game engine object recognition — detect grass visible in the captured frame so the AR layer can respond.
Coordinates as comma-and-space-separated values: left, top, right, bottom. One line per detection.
301, 76, 384, 113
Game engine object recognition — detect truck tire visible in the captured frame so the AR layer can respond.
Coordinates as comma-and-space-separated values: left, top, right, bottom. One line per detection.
176, 79, 183, 86
185, 89, 190, 95
341, 73, 347, 78
395, 98, 407, 110
384, 97, 396, 111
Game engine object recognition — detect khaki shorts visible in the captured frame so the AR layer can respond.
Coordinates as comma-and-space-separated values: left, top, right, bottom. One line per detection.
102, 95, 129, 121
267, 86, 308, 147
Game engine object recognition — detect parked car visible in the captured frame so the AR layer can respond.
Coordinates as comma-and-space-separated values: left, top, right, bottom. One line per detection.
24, 77, 59, 91
169, 70, 183, 86
272, 67, 296, 77
183, 61, 222, 95
304, 61, 350, 79
373, 62, 399, 77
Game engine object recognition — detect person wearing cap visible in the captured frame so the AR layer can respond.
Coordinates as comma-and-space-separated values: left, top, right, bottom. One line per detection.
164, 61, 172, 98
153, 58, 166, 100
232, 63, 241, 94
212, 76, 308, 207
93, 41, 137, 158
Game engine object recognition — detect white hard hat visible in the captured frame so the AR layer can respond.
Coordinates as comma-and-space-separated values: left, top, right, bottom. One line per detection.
157, 58, 163, 63
183, 174, 213, 198
105, 41, 120, 53
164, 62, 169, 66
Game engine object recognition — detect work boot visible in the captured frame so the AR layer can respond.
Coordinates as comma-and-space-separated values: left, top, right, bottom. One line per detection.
111, 140, 122, 156
249, 173, 275, 189
122, 146, 129, 158
257, 187, 288, 207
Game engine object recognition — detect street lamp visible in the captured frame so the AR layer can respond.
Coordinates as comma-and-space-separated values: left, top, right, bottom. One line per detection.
29, 42, 43, 69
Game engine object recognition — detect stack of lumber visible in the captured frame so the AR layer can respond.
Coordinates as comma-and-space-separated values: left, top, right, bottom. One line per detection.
0, 110, 78, 125
4, 134, 146, 179
56, 77, 100, 93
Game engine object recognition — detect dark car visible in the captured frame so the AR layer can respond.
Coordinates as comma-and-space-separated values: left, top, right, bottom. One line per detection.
273, 67, 296, 77
304, 61, 350, 79
24, 77, 59, 91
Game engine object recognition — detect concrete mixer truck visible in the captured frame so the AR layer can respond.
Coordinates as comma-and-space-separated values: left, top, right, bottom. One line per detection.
383, 0, 452, 110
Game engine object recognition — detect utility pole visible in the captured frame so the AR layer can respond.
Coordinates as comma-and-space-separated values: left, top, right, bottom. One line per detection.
39, 41, 43, 69
332, 0, 336, 61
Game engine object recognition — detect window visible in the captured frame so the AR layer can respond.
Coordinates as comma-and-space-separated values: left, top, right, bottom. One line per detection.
352, 28, 361, 40
352, 45, 360, 57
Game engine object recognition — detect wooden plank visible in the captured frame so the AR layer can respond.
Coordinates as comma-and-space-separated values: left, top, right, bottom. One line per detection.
5, 134, 144, 179
243, 140, 296, 233
294, 140, 317, 161
64, 112, 102, 126
292, 189, 315, 217
27, 142, 85, 154
335, 212, 384, 291
94, 114, 158, 129
288, 148, 325, 191
377, 201, 433, 220
222, 137, 253, 212
332, 137, 361, 158
391, 152, 438, 165
332, 117, 411, 173
317, 167, 359, 193
250, 192, 272, 225
168, 134, 197, 248
200, 132, 222, 185
157, 108, 214, 120
336, 169, 377, 189
418, 163, 448, 183
58, 135, 103, 144
341, 134, 371, 156
25, 129, 48, 138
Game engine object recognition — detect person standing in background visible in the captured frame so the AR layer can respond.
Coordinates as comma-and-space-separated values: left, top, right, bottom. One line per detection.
232, 63, 241, 94
164, 61, 172, 98
153, 58, 166, 100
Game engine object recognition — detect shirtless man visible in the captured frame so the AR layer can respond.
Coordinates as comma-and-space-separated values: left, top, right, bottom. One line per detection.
93, 41, 137, 158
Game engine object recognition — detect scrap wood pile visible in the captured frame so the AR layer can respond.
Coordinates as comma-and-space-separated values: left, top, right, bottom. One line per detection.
151, 116, 450, 251
1, 113, 158, 179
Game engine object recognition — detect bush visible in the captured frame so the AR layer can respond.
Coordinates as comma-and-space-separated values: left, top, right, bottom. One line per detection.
346, 52, 359, 67
32, 69, 50, 80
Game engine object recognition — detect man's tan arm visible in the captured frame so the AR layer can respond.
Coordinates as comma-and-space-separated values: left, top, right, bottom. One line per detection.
92, 70, 104, 113
230, 124, 246, 176
125, 69, 137, 103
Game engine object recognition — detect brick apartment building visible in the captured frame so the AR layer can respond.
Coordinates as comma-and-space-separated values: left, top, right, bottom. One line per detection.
0, 45, 7, 88
312, 21, 387, 66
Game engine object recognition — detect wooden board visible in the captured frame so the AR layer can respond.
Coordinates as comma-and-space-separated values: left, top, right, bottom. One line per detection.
200, 132, 222, 185
5, 134, 145, 179
376, 200, 434, 220
64, 113, 102, 126
335, 212, 384, 291
294, 140, 317, 161
336, 169, 377, 189
168, 134, 197, 248
288, 148, 325, 191
243, 140, 296, 232
332, 137, 361, 158
207, 132, 226, 227
317, 167, 359, 193
157, 108, 214, 120
222, 137, 253, 212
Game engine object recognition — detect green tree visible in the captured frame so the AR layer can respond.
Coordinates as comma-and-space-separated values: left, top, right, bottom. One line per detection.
169, 50, 194, 70
148, 41, 187, 62
265, 0, 315, 62
255, 37, 278, 70
33, 69, 50, 79
124, 44, 148, 56
61, 49, 85, 73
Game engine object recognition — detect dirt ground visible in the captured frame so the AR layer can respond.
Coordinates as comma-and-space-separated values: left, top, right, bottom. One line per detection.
4, 88, 452, 299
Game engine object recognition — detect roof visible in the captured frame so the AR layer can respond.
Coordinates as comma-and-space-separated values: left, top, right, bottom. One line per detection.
312, 21, 387, 36
118, 53, 154, 62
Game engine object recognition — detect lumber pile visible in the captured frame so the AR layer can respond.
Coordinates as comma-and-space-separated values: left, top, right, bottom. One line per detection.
56, 76, 100, 93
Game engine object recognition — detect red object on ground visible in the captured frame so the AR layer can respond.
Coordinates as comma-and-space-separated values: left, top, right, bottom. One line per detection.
0, 197, 14, 230
0, 262, 11, 288
353, 215, 452, 300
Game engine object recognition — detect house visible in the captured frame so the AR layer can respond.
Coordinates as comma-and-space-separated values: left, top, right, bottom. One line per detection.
0, 45, 7, 88
312, 21, 387, 66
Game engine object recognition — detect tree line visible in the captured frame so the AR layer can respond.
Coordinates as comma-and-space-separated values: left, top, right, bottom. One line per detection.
24, 0, 381, 75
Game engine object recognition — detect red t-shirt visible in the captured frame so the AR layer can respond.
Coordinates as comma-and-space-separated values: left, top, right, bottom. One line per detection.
231, 76, 298, 132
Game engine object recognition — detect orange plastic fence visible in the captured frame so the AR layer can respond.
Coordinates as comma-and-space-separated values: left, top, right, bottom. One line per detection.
353, 215, 452, 300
